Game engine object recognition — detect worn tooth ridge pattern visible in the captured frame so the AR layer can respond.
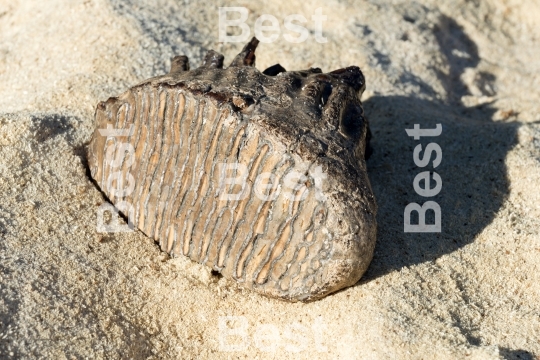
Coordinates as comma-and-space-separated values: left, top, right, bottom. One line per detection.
87, 37, 377, 302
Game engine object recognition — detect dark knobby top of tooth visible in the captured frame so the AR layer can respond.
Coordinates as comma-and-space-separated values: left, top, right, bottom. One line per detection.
141, 37, 371, 161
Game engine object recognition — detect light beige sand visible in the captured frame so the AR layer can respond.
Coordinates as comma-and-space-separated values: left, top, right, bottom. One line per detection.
1, 0, 539, 358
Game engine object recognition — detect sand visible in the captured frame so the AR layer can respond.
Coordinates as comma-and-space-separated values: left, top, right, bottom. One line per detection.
1, 0, 539, 358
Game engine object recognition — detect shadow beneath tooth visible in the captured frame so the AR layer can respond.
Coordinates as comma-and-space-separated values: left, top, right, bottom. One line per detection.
361, 95, 518, 280
357, 12, 519, 281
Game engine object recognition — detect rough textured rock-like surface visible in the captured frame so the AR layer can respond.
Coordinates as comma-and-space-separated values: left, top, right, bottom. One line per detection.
2, 0, 540, 358
87, 39, 376, 301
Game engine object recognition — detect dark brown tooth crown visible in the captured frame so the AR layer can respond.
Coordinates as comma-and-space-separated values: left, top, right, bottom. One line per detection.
87, 37, 377, 302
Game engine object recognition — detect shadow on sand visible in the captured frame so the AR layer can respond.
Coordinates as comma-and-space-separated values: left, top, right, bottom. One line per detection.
361, 14, 520, 282
362, 95, 518, 279
357, 16, 529, 358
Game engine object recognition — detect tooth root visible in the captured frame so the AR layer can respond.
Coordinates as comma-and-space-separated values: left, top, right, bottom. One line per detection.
202, 50, 224, 69
329, 66, 365, 94
170, 55, 190, 73
230, 37, 259, 67
262, 64, 286, 76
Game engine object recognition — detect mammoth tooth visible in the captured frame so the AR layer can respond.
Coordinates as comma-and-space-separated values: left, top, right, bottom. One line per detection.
87, 37, 377, 302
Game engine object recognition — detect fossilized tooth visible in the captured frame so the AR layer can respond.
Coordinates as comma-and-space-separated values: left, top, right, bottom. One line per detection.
87, 37, 377, 302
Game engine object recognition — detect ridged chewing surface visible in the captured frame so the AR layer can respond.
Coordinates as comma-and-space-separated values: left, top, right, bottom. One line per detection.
87, 38, 377, 302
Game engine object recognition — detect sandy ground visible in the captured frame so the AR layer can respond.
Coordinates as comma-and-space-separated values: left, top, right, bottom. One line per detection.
1, 0, 540, 358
